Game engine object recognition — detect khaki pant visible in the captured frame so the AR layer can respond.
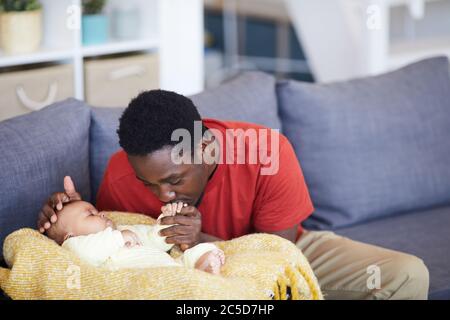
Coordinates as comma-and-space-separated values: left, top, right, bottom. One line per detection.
296, 230, 429, 300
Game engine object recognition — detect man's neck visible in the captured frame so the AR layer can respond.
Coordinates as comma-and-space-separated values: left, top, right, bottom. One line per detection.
207, 162, 218, 181
195, 130, 220, 207
194, 162, 218, 207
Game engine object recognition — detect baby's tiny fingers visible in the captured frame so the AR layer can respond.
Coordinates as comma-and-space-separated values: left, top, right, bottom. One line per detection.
171, 203, 178, 215
161, 205, 171, 216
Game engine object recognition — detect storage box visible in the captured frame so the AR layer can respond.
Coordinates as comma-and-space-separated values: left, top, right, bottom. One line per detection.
84, 53, 159, 107
0, 64, 74, 122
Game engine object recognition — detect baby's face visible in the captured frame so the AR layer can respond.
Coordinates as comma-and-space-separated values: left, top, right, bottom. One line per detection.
47, 201, 113, 244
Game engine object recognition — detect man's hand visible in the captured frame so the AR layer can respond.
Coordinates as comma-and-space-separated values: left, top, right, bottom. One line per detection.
159, 204, 202, 251
37, 176, 82, 233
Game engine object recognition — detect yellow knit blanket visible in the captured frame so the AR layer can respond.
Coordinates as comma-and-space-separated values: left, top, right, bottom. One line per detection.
0, 212, 323, 300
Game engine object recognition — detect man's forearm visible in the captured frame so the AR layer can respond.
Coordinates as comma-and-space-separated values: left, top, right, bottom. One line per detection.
199, 232, 223, 243
199, 225, 297, 245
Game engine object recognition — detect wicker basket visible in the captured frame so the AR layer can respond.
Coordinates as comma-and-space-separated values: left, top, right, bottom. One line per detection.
0, 9, 42, 54
0, 64, 74, 121
85, 53, 160, 107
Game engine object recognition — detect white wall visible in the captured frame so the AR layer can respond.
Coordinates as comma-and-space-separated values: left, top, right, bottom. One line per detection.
159, 0, 205, 95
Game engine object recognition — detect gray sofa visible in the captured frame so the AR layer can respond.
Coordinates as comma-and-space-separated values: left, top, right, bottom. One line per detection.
1, 57, 449, 299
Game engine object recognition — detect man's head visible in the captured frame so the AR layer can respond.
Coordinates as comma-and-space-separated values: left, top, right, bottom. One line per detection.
117, 90, 216, 206
46, 201, 113, 245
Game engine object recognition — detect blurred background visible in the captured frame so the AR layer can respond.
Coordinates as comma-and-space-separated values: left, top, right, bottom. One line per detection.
0, 0, 449, 121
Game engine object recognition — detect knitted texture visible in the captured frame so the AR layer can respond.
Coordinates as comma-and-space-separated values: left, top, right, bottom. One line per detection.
0, 212, 322, 300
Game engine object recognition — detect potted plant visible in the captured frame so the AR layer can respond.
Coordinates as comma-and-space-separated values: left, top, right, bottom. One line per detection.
82, 0, 109, 46
0, 0, 42, 54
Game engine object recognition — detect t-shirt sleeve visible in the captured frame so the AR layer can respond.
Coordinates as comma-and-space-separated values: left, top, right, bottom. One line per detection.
252, 138, 314, 232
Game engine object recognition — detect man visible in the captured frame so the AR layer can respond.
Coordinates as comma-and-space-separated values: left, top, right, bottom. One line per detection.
38, 90, 429, 299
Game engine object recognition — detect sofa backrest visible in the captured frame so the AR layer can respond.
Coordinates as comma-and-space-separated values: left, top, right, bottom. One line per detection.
0, 99, 91, 257
278, 56, 450, 230
191, 71, 282, 130
90, 107, 124, 201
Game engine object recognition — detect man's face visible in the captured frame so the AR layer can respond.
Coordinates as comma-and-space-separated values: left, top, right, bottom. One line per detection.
128, 146, 210, 206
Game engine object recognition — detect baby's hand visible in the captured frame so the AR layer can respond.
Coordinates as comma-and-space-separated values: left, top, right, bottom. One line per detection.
160, 202, 187, 217
121, 230, 142, 248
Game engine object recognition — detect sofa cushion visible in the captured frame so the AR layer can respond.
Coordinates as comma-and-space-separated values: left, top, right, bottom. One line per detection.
90, 107, 124, 202
191, 71, 282, 129
278, 57, 450, 230
334, 205, 450, 300
0, 98, 91, 257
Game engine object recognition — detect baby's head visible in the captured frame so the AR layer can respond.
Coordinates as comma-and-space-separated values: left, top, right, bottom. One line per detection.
46, 201, 113, 245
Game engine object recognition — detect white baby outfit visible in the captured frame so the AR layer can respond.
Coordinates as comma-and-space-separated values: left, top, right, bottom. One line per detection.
62, 221, 218, 270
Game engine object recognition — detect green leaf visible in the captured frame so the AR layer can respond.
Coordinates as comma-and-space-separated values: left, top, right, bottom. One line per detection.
82, 0, 107, 15
0, 0, 41, 12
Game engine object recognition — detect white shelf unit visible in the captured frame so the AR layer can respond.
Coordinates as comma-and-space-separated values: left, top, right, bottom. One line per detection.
0, 0, 204, 102
387, 0, 450, 68
0, 49, 74, 68
285, 0, 450, 82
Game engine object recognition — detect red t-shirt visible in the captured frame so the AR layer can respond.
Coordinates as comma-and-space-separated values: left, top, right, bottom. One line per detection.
96, 119, 314, 241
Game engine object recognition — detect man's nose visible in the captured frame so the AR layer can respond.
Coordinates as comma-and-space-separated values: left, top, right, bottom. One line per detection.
158, 185, 176, 203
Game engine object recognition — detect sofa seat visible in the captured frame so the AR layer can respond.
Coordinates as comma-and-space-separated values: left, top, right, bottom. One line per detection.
334, 205, 450, 300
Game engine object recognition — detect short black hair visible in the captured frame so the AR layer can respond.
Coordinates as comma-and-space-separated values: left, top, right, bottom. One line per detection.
117, 90, 203, 156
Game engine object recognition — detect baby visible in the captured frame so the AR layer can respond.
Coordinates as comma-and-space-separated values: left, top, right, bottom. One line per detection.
45, 200, 225, 274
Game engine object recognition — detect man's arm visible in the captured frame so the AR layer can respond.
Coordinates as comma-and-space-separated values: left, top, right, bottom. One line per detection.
252, 137, 314, 244
200, 224, 298, 244
255, 224, 299, 243
199, 232, 223, 243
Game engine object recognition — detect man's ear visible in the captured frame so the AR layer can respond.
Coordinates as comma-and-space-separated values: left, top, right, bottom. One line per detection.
201, 140, 208, 152
200, 135, 216, 153
193, 135, 217, 164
